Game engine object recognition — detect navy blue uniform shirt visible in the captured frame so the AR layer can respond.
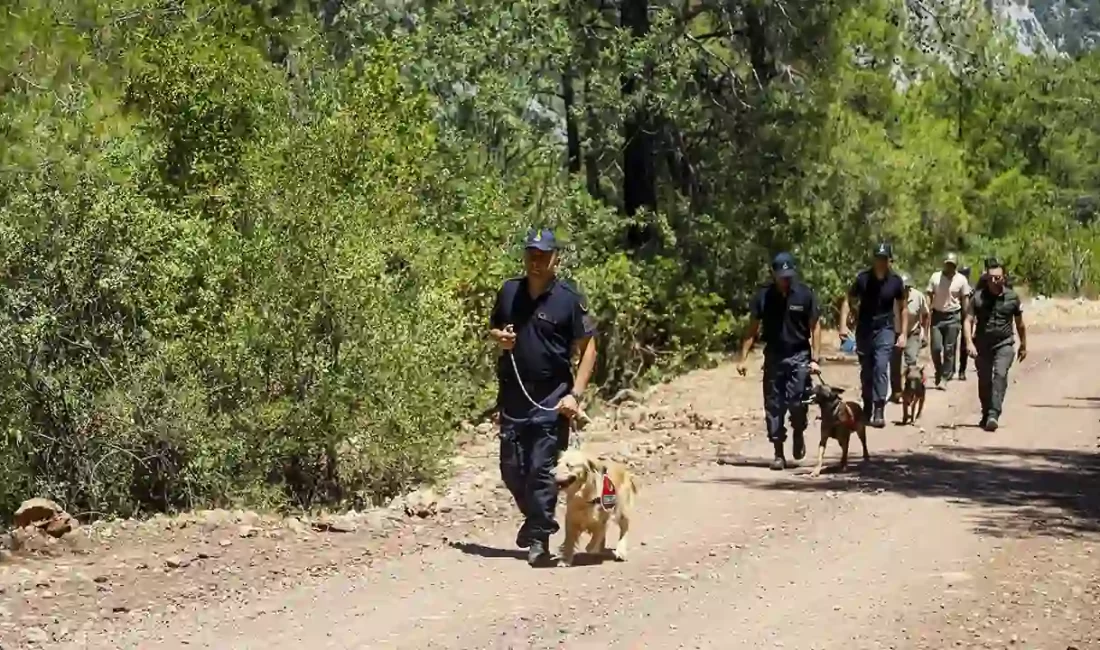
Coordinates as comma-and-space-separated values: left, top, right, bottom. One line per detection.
849, 269, 905, 332
491, 277, 598, 420
751, 281, 820, 357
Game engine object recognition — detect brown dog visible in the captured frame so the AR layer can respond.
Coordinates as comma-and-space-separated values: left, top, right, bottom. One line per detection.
901, 364, 927, 425
806, 383, 869, 477
553, 448, 637, 567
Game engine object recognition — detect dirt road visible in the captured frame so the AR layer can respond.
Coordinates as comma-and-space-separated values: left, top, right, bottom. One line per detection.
24, 326, 1091, 649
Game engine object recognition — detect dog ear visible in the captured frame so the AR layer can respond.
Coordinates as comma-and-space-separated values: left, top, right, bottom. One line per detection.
834, 387, 845, 395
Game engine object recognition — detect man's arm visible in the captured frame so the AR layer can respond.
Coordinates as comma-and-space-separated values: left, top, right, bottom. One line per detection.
895, 296, 908, 342
1014, 311, 1027, 360
739, 290, 765, 373
810, 318, 822, 363
840, 276, 860, 337
738, 318, 760, 366
809, 290, 822, 364
920, 298, 931, 340
568, 290, 599, 390
963, 299, 976, 351
894, 279, 908, 342
488, 286, 515, 348
838, 297, 850, 334
571, 336, 597, 395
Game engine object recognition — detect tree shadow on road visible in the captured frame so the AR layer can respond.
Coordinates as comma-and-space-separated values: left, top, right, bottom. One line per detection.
699, 445, 1100, 540
1028, 396, 1100, 410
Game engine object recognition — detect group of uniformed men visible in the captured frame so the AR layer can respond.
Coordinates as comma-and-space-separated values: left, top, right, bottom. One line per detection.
488, 228, 1028, 566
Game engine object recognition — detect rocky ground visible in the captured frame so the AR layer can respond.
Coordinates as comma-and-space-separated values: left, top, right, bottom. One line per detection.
1, 297, 1098, 649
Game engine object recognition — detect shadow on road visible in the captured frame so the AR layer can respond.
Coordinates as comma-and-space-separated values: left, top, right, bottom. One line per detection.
447, 541, 612, 566
698, 445, 1100, 540
448, 542, 527, 560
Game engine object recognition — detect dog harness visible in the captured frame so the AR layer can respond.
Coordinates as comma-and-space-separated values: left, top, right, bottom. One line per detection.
588, 466, 618, 511
834, 402, 856, 428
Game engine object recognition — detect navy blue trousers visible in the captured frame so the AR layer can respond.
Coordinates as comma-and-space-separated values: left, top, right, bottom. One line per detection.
499, 416, 568, 543
856, 328, 894, 412
762, 350, 811, 444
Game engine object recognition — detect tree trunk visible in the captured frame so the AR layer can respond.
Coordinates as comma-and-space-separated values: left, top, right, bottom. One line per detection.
621, 0, 656, 217
563, 68, 582, 174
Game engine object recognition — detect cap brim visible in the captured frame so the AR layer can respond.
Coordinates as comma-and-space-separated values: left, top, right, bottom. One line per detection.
525, 242, 555, 252
944, 259, 957, 265
774, 269, 796, 279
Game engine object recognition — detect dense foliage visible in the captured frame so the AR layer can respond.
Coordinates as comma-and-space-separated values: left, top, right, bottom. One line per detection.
1, 0, 1098, 519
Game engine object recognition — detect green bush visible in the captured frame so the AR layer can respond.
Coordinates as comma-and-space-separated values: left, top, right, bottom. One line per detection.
3, 0, 1100, 521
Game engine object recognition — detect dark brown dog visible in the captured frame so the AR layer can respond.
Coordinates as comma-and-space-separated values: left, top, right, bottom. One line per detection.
901, 364, 927, 425
806, 383, 869, 477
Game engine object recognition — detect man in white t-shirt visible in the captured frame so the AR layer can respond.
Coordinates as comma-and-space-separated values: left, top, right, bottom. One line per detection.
925, 253, 971, 387
890, 272, 930, 402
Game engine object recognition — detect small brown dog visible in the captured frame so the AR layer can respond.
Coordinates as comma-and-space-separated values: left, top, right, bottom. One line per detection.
900, 364, 927, 425
553, 448, 637, 567
806, 383, 869, 478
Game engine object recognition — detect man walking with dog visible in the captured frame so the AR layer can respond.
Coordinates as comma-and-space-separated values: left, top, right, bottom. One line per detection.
736, 252, 822, 471
838, 242, 908, 429
925, 253, 971, 387
963, 259, 1027, 431
488, 228, 599, 566
890, 272, 929, 402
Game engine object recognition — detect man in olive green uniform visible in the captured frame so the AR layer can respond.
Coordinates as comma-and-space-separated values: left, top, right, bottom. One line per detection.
963, 260, 1027, 431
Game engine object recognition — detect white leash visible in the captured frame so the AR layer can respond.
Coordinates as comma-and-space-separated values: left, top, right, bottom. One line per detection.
505, 348, 588, 448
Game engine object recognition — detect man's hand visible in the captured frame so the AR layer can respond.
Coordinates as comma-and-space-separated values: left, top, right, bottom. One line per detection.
838, 327, 850, 344
895, 333, 907, 350
736, 361, 748, 377
808, 360, 821, 375
1017, 346, 1027, 362
493, 324, 517, 350
556, 394, 580, 418
967, 343, 978, 359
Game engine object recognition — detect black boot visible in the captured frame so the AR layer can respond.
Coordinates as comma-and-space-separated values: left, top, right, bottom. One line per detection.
870, 402, 886, 428
769, 442, 787, 471
527, 537, 552, 567
983, 415, 999, 432
792, 430, 806, 461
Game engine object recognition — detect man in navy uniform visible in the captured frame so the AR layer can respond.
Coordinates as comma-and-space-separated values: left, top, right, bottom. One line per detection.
488, 228, 598, 566
838, 242, 908, 428
737, 252, 822, 470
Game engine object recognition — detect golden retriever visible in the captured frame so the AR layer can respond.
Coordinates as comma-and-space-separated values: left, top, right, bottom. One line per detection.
553, 448, 638, 567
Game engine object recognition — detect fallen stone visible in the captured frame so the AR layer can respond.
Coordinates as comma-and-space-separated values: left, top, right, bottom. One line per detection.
44, 513, 77, 538
237, 525, 258, 539
13, 498, 62, 528
23, 626, 49, 645
311, 517, 358, 534
164, 556, 190, 569
405, 489, 439, 518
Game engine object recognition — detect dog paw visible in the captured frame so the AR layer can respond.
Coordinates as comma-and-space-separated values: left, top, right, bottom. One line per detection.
611, 549, 628, 562
557, 556, 574, 568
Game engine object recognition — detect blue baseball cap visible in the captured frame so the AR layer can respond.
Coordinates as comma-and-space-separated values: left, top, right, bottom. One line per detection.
873, 241, 893, 259
524, 228, 557, 252
771, 252, 797, 279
